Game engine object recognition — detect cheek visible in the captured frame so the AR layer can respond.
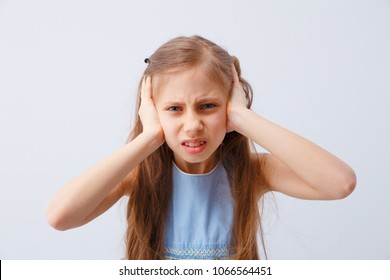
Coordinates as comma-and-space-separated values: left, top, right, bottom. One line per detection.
211, 110, 227, 131
158, 114, 177, 139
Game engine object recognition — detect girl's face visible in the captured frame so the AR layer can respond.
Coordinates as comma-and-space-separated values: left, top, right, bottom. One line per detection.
154, 66, 228, 174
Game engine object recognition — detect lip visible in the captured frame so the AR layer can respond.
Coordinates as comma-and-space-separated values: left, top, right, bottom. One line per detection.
181, 138, 208, 154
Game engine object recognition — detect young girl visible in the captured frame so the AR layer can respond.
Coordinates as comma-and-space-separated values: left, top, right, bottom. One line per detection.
46, 35, 356, 260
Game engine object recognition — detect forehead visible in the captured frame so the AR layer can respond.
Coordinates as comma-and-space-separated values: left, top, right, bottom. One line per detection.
153, 66, 228, 103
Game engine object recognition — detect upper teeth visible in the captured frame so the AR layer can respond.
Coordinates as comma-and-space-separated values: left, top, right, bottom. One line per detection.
184, 141, 205, 147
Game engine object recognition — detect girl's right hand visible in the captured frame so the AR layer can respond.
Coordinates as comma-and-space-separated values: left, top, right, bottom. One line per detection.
138, 76, 165, 146
45, 76, 165, 231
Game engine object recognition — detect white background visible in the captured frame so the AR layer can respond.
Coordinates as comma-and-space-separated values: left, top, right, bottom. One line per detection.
0, 0, 389, 259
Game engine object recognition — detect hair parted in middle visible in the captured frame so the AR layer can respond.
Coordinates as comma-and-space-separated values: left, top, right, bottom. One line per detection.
123, 35, 268, 259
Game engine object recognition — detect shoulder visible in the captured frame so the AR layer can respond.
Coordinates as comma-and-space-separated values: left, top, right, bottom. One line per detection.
248, 153, 271, 196
250, 152, 328, 200
250, 152, 268, 175
79, 169, 137, 226
250, 152, 305, 197
250, 152, 291, 194
119, 168, 138, 197
101, 168, 136, 205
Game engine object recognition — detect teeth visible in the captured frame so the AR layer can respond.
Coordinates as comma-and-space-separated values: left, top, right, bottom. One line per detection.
184, 141, 205, 147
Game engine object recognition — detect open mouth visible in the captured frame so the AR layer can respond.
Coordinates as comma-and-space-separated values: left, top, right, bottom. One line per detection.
181, 140, 208, 154
182, 141, 207, 148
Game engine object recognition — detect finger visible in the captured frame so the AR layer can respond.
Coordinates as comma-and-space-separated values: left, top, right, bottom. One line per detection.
231, 64, 240, 85
141, 76, 152, 100
144, 76, 152, 99
140, 76, 146, 99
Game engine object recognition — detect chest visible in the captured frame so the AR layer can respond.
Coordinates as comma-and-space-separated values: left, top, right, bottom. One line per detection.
164, 163, 234, 259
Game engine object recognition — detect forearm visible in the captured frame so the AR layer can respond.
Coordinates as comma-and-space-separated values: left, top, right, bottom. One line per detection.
46, 132, 161, 229
232, 108, 355, 194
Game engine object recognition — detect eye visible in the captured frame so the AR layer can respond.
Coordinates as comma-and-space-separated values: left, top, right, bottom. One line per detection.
167, 106, 182, 112
201, 103, 216, 110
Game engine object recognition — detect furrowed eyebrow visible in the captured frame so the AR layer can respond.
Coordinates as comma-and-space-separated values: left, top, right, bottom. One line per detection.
197, 97, 223, 103
159, 93, 225, 107
160, 98, 222, 108
160, 101, 184, 107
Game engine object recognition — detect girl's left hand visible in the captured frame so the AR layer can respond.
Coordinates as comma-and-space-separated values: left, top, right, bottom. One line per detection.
227, 65, 249, 133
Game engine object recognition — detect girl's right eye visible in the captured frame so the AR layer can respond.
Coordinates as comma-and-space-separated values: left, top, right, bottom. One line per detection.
167, 106, 182, 112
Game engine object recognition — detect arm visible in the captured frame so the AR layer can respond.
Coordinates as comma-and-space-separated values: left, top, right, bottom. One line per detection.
46, 77, 164, 230
227, 67, 356, 200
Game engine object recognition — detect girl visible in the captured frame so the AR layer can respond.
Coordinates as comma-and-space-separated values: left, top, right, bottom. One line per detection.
45, 35, 356, 260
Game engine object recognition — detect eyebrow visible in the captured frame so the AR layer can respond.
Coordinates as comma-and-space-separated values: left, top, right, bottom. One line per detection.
160, 96, 224, 106
197, 96, 224, 103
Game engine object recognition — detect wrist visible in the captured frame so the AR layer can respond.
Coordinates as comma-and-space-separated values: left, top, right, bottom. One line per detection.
228, 107, 252, 134
139, 129, 165, 150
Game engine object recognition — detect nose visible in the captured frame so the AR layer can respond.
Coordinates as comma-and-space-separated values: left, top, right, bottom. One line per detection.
183, 111, 203, 135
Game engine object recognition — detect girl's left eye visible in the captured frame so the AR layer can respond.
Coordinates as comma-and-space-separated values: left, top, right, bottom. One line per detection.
201, 104, 216, 110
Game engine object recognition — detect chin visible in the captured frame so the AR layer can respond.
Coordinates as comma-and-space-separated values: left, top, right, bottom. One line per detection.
175, 152, 207, 162
176, 149, 219, 165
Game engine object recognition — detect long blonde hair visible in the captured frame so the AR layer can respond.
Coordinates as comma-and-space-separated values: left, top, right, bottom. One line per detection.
124, 35, 267, 259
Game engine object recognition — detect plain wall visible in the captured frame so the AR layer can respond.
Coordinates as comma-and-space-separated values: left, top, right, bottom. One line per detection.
0, 0, 389, 259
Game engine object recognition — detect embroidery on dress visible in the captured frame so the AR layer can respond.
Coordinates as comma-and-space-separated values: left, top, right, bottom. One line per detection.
164, 246, 234, 260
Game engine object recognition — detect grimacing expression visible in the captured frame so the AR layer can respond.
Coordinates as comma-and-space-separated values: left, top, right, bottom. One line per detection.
154, 66, 228, 173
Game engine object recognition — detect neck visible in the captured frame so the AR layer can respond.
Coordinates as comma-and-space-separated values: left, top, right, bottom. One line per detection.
173, 154, 219, 174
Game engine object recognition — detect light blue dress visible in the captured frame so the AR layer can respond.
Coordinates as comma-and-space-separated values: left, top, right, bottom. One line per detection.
164, 162, 234, 259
